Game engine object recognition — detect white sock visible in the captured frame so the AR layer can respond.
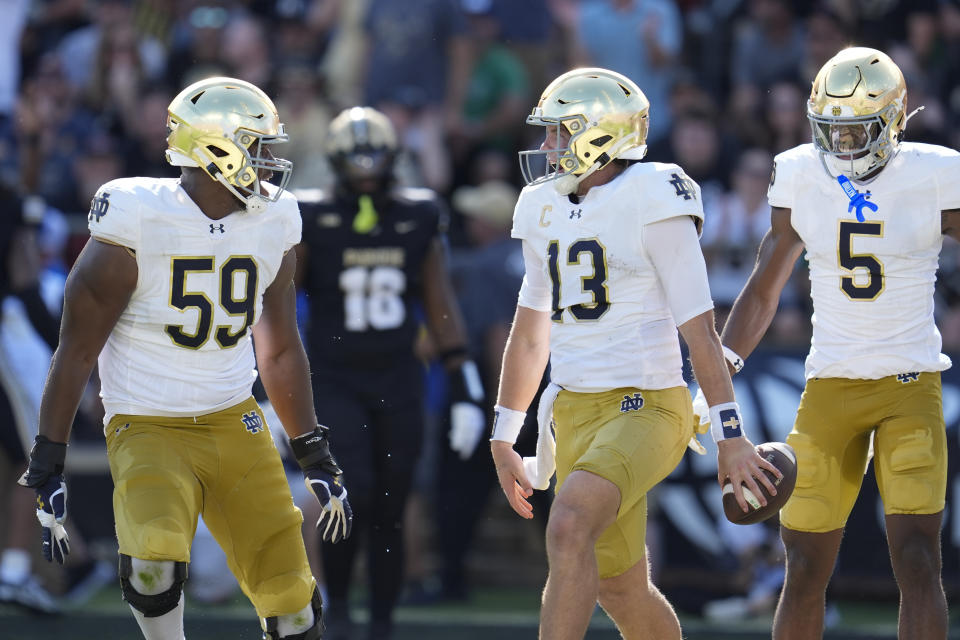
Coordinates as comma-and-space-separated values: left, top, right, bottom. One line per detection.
130, 593, 186, 640
0, 549, 31, 584
275, 600, 315, 636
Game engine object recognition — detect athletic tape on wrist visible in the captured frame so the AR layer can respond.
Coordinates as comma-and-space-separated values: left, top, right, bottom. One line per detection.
709, 402, 744, 443
490, 405, 526, 444
722, 346, 744, 373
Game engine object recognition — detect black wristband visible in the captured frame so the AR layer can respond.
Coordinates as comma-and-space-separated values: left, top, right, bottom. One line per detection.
438, 346, 468, 368
288, 426, 343, 476
448, 359, 485, 404
18, 435, 67, 488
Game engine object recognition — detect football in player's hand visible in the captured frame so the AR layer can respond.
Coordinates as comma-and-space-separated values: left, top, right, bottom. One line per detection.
722, 441, 797, 525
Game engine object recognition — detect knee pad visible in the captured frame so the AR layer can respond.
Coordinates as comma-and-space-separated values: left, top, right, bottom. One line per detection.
119, 555, 188, 618
781, 433, 835, 531
262, 585, 323, 640
880, 423, 941, 511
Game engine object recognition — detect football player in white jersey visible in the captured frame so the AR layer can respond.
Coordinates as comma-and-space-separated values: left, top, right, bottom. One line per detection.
490, 67, 779, 640
713, 47, 960, 639
17, 77, 352, 640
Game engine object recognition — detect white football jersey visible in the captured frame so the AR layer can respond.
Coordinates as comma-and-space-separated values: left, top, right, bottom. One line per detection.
769, 142, 960, 379
87, 178, 302, 423
512, 162, 705, 392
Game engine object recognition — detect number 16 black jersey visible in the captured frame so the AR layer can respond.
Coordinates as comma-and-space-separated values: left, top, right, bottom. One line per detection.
297, 187, 446, 368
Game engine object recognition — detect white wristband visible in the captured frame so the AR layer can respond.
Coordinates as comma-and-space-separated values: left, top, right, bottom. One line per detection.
722, 346, 744, 372
491, 405, 526, 444
709, 402, 744, 443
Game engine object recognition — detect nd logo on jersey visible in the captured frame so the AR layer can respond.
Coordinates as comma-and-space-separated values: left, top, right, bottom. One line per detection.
241, 411, 264, 434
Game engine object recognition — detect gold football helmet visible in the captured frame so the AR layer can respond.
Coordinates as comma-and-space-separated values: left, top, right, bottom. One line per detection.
325, 106, 398, 190
166, 76, 292, 213
520, 67, 650, 195
807, 47, 909, 181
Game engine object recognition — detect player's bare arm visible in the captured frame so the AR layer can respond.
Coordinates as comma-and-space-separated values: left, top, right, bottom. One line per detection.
37, 239, 137, 443
252, 249, 317, 439
421, 237, 470, 360
941, 208, 960, 243
491, 305, 551, 519
720, 206, 805, 363
679, 310, 780, 512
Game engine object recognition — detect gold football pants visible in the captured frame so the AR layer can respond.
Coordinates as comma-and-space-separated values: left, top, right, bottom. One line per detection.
553, 386, 693, 578
105, 396, 315, 618
781, 372, 947, 533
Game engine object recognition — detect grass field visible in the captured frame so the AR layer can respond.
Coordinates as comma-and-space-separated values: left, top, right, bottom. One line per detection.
3, 585, 959, 640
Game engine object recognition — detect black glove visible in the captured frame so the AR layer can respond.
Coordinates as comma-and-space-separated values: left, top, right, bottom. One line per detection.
18, 436, 71, 564
289, 426, 353, 544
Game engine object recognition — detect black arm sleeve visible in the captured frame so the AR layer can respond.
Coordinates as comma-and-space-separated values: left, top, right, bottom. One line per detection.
14, 284, 60, 351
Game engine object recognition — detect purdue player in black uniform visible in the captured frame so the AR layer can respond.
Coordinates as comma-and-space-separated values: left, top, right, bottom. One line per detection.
296, 107, 485, 640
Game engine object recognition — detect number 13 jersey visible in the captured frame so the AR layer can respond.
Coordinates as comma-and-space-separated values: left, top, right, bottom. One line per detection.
512, 162, 705, 393
87, 177, 301, 423
769, 142, 960, 380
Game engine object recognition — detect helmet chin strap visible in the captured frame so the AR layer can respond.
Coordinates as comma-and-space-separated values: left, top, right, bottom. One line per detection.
552, 134, 642, 195
213, 172, 267, 214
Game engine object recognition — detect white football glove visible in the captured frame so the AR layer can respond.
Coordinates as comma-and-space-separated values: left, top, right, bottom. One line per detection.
449, 402, 486, 460
687, 387, 711, 455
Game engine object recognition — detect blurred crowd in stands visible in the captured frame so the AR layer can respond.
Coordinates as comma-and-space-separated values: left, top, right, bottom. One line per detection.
7, 0, 960, 348
3, 0, 960, 614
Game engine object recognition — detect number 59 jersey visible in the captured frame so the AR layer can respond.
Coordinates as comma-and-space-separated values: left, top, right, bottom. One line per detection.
87, 177, 302, 422
770, 142, 960, 380
512, 162, 705, 393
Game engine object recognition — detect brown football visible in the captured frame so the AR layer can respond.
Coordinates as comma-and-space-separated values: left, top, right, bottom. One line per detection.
722, 441, 797, 525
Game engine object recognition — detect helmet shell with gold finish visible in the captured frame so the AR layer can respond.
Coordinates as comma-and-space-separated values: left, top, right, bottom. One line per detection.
807, 47, 907, 181
166, 76, 293, 211
520, 67, 650, 194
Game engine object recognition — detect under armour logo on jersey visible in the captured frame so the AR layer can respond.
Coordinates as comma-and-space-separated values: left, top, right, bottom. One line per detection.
114, 423, 130, 435
897, 372, 920, 384
720, 409, 742, 439
620, 393, 644, 413
569, 209, 582, 220
669, 173, 697, 200
241, 411, 264, 434
88, 192, 110, 222
210, 223, 225, 234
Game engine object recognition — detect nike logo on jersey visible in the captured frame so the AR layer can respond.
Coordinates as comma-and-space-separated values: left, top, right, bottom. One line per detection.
210, 223, 225, 234
394, 220, 417, 234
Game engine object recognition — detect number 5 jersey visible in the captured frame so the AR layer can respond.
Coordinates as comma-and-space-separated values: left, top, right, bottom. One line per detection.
769, 142, 960, 380
87, 177, 301, 423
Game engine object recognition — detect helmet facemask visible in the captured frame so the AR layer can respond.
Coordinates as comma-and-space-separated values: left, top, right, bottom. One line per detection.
808, 102, 902, 182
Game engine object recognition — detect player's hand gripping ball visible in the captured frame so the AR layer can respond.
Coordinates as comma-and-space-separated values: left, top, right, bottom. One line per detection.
723, 441, 797, 525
